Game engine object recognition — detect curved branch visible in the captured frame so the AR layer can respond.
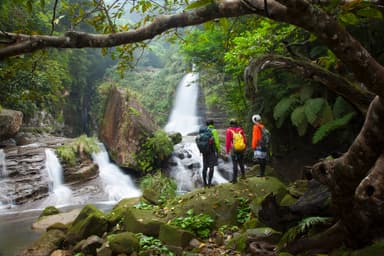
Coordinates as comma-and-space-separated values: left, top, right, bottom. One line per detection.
244, 54, 374, 114
1, 0, 384, 97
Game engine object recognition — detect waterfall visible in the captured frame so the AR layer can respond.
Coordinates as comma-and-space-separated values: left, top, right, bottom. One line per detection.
44, 149, 73, 206
92, 144, 141, 201
164, 72, 201, 135
164, 71, 229, 192
0, 149, 7, 177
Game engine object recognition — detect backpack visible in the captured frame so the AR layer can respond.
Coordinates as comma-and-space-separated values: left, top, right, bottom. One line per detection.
231, 130, 246, 152
259, 127, 271, 150
195, 127, 214, 154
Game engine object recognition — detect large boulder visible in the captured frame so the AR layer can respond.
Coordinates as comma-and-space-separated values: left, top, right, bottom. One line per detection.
0, 108, 23, 140
99, 86, 159, 168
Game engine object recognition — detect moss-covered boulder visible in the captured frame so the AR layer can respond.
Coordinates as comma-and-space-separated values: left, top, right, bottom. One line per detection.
107, 197, 141, 226
166, 176, 287, 227
39, 206, 60, 219
18, 229, 66, 256
106, 231, 140, 255
159, 223, 195, 248
121, 207, 165, 236
65, 205, 109, 244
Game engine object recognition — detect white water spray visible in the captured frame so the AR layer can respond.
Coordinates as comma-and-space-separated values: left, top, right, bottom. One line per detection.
92, 145, 141, 201
45, 148, 73, 206
164, 72, 200, 135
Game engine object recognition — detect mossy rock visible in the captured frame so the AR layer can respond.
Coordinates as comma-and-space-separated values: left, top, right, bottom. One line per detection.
65, 204, 109, 244
106, 231, 139, 255
286, 179, 309, 198
166, 176, 287, 227
107, 197, 141, 225
121, 207, 165, 236
159, 223, 195, 248
329, 239, 384, 256
39, 206, 60, 219
280, 193, 298, 206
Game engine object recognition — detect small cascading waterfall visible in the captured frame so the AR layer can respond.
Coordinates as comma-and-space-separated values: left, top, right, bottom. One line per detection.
0, 149, 13, 209
44, 148, 73, 206
0, 149, 7, 177
92, 144, 141, 201
164, 71, 229, 192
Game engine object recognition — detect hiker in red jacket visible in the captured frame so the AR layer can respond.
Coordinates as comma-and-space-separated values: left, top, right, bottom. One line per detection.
225, 119, 246, 183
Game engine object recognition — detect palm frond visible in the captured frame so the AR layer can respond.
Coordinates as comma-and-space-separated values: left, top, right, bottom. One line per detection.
333, 96, 355, 119
273, 95, 299, 128
304, 97, 326, 126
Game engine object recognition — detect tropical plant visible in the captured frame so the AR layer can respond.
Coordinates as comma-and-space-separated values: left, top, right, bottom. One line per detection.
236, 197, 251, 224
56, 135, 100, 166
135, 130, 174, 173
135, 233, 175, 256
169, 209, 214, 238
140, 171, 177, 204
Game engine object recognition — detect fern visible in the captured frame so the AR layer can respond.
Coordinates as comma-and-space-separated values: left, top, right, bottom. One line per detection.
278, 216, 332, 249
333, 96, 355, 118
312, 112, 355, 144
273, 96, 299, 128
304, 97, 326, 126
291, 106, 308, 136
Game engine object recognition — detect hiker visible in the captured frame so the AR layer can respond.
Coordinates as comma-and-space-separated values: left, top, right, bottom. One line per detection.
196, 120, 219, 187
225, 119, 246, 183
251, 114, 268, 177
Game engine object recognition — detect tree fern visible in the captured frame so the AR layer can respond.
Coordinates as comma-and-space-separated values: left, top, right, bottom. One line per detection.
312, 112, 355, 144
304, 97, 326, 126
278, 216, 332, 249
291, 105, 308, 136
273, 95, 299, 128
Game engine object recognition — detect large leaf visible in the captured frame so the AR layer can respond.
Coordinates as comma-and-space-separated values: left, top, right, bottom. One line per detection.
299, 85, 315, 102
291, 105, 308, 136
312, 112, 355, 144
185, 0, 213, 10
304, 97, 326, 126
273, 96, 299, 128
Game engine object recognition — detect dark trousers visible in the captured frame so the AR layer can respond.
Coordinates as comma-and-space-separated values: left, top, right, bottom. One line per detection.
202, 154, 215, 186
231, 151, 245, 182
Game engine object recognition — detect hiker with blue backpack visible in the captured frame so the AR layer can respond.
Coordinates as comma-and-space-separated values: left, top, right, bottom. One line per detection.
251, 114, 271, 177
225, 119, 247, 183
195, 120, 220, 187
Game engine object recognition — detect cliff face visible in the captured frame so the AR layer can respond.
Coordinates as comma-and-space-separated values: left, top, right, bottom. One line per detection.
99, 86, 159, 169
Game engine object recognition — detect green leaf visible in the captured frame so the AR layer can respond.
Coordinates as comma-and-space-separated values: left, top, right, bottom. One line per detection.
273, 96, 299, 128
304, 97, 325, 126
339, 12, 359, 25
299, 85, 314, 101
333, 96, 354, 118
312, 112, 355, 144
356, 6, 383, 19
185, 0, 213, 10
291, 106, 308, 136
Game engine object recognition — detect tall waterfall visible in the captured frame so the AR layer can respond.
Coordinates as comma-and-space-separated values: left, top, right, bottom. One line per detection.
92, 145, 141, 201
164, 72, 229, 192
164, 72, 201, 135
44, 149, 73, 206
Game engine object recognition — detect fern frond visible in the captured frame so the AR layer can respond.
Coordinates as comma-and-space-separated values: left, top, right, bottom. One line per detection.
273, 95, 299, 128
291, 105, 307, 136
304, 97, 326, 126
312, 112, 355, 144
278, 216, 332, 249
333, 96, 355, 119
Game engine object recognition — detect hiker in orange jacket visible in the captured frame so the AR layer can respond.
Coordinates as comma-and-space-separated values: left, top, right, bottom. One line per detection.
225, 119, 246, 183
251, 114, 267, 177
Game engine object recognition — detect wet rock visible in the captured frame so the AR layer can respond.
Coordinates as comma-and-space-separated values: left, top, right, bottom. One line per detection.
0, 108, 23, 140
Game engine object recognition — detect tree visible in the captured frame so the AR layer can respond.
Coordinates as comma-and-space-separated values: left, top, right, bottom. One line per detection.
2, 0, 384, 253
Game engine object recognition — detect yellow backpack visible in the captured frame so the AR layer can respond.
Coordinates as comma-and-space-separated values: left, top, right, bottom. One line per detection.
231, 130, 246, 152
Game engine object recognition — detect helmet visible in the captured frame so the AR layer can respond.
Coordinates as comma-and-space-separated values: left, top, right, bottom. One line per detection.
252, 114, 261, 123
